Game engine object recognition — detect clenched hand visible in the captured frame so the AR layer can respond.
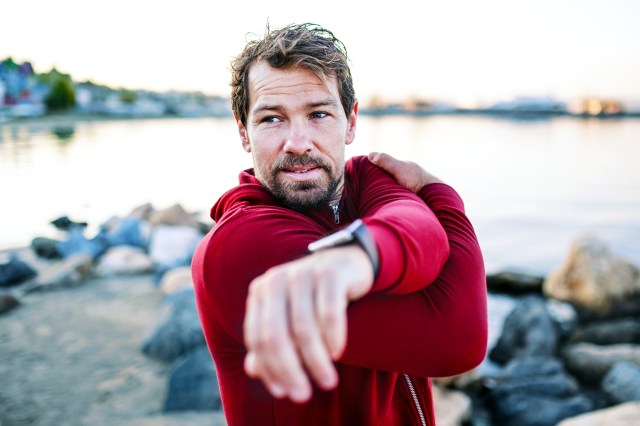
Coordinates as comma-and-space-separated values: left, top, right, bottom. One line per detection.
243, 245, 374, 403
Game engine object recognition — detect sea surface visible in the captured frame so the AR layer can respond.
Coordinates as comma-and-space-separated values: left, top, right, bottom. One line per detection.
1, 114, 639, 276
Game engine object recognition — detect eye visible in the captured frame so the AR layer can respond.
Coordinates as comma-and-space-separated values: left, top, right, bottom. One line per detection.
311, 112, 328, 119
263, 116, 282, 124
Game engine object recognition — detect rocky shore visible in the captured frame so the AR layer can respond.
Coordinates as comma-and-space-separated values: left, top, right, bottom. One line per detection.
1, 204, 639, 425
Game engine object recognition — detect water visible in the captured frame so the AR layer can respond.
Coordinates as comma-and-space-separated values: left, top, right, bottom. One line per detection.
1, 114, 639, 275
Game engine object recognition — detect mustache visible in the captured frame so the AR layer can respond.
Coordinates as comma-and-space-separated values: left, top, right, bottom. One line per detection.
272, 154, 331, 172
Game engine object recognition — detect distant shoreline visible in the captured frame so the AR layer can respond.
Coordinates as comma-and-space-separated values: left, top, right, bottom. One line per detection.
2, 110, 639, 128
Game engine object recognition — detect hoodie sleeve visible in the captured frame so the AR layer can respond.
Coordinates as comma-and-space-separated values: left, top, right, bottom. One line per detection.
348, 157, 450, 295
338, 183, 488, 377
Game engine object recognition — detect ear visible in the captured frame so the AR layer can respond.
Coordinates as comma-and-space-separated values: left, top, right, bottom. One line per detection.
235, 114, 251, 152
345, 100, 359, 146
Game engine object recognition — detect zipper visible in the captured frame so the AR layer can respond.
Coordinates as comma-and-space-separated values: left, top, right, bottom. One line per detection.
330, 203, 340, 224
403, 374, 427, 426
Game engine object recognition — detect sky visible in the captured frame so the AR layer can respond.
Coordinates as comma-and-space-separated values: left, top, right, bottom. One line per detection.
3, 0, 640, 106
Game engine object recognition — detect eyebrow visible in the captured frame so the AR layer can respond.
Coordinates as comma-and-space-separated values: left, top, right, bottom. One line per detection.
252, 98, 339, 114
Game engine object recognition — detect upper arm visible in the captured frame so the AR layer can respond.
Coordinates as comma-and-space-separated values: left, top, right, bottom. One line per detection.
348, 158, 450, 295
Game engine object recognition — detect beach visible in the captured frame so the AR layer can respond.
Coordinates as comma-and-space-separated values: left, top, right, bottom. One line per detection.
0, 249, 226, 426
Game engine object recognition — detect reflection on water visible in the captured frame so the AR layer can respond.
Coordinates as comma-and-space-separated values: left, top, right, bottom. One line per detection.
51, 125, 76, 141
1, 115, 639, 274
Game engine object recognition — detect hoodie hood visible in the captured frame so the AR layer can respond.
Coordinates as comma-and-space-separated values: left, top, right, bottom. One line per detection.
210, 169, 279, 222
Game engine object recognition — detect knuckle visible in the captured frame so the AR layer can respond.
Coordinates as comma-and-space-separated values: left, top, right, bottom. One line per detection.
291, 322, 312, 344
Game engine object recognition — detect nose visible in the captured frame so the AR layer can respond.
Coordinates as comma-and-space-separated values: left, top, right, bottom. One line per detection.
283, 119, 313, 155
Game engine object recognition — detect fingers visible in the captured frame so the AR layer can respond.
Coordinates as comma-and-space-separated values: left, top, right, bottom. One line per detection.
244, 274, 313, 403
289, 274, 339, 390
316, 271, 348, 359
368, 151, 442, 191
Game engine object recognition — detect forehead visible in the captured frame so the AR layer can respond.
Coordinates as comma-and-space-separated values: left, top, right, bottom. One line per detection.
247, 61, 341, 110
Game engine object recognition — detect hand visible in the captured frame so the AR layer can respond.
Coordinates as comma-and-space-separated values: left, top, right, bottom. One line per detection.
368, 152, 443, 193
243, 245, 374, 403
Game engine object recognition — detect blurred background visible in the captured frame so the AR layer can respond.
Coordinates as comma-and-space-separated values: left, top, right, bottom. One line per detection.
1, 0, 638, 272
1, 1, 640, 425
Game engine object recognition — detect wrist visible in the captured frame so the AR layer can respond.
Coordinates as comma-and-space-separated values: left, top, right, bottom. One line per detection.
308, 219, 380, 279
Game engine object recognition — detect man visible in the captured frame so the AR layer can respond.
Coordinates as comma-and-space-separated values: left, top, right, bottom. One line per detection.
192, 23, 487, 425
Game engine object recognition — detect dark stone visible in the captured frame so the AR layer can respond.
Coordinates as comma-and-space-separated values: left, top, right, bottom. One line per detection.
486, 270, 544, 295
0, 294, 20, 315
163, 346, 221, 412
50, 216, 88, 230
485, 356, 581, 403
500, 356, 567, 379
602, 362, 640, 403
489, 296, 560, 365
491, 393, 593, 426
571, 319, 640, 345
142, 289, 206, 362
31, 237, 62, 259
574, 293, 640, 323
0, 254, 37, 287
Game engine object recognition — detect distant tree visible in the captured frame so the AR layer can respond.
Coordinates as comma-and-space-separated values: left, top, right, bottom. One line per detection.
120, 89, 136, 104
45, 78, 76, 111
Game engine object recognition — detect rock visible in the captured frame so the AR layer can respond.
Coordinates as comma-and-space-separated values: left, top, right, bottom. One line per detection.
486, 270, 544, 295
94, 246, 154, 276
491, 393, 593, 426
127, 202, 154, 220
571, 319, 640, 345
482, 356, 594, 425
543, 236, 640, 316
163, 346, 221, 412
148, 225, 202, 268
31, 237, 62, 259
149, 204, 201, 229
433, 385, 472, 426
50, 215, 88, 230
0, 294, 20, 315
557, 402, 640, 426
563, 343, 640, 384
602, 362, 640, 403
545, 299, 579, 337
159, 266, 193, 295
102, 217, 151, 249
489, 296, 559, 365
56, 227, 109, 259
486, 356, 580, 398
27, 253, 94, 292
142, 289, 205, 362
0, 253, 37, 287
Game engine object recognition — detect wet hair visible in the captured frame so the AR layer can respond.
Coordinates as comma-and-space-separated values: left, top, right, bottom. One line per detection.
230, 23, 355, 126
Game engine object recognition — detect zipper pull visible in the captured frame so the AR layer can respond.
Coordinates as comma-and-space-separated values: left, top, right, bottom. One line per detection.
330, 204, 340, 224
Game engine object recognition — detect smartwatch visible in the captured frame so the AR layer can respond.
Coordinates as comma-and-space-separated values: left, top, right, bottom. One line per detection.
307, 219, 380, 278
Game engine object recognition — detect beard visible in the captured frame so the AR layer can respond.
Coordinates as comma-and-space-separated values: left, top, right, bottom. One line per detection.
258, 153, 343, 211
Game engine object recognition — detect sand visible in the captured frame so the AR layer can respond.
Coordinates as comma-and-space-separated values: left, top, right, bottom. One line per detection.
0, 253, 226, 426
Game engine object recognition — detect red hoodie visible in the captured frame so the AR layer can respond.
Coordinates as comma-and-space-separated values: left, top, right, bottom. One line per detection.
192, 155, 487, 425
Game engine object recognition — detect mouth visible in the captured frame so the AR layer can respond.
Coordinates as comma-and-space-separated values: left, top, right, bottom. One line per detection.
280, 166, 323, 181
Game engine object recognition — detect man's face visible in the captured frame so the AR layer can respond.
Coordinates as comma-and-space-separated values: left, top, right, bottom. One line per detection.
237, 61, 358, 210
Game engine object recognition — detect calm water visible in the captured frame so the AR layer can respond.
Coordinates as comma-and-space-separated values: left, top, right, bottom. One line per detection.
1, 115, 639, 275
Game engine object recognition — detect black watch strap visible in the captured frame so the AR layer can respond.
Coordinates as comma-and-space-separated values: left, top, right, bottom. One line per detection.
307, 219, 380, 278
